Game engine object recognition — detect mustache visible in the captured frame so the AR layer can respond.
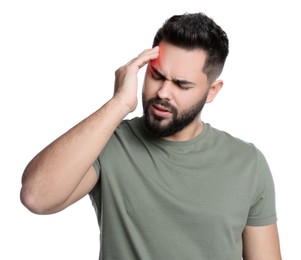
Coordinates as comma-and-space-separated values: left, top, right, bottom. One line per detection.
146, 98, 176, 113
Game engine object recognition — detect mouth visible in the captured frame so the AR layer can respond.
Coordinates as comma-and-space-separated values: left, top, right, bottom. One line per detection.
151, 103, 172, 117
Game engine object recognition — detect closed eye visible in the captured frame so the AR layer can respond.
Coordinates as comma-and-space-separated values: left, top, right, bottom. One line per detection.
150, 65, 195, 90
151, 72, 165, 80
150, 67, 165, 81
174, 80, 193, 90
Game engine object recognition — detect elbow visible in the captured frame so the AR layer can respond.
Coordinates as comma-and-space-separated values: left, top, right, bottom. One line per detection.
20, 165, 46, 214
20, 185, 55, 215
20, 186, 45, 214
20, 166, 59, 215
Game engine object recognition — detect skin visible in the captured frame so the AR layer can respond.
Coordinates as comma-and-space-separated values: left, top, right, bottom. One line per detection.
243, 224, 282, 259
20, 42, 281, 259
142, 41, 222, 141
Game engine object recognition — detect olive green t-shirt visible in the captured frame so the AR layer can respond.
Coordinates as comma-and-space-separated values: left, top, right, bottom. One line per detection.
90, 117, 277, 260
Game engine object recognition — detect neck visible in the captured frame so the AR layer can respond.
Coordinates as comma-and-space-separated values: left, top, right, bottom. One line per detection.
162, 118, 204, 142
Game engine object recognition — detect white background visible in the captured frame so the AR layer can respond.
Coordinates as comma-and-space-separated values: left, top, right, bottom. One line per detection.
1, 0, 300, 259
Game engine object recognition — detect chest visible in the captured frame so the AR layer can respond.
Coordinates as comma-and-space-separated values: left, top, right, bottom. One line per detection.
101, 147, 255, 234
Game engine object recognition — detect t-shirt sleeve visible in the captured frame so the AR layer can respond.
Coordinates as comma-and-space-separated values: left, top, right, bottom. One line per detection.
89, 155, 102, 221
246, 148, 277, 226
93, 156, 101, 178
91, 120, 126, 178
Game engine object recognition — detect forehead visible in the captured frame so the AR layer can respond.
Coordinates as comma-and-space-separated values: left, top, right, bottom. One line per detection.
151, 41, 207, 79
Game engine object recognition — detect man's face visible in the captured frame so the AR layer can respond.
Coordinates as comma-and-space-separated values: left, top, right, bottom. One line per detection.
142, 41, 210, 138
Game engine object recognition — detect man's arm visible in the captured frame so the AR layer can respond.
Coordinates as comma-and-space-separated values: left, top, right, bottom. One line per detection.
20, 47, 159, 215
242, 223, 282, 259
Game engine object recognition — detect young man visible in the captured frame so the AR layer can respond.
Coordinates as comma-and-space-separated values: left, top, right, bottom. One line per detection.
20, 12, 281, 259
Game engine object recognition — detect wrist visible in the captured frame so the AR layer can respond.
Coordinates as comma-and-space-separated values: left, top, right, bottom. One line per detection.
111, 94, 137, 114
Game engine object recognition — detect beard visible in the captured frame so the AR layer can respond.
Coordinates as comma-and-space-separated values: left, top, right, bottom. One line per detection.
142, 94, 207, 137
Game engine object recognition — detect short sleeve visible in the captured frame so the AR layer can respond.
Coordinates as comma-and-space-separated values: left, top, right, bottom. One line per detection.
93, 156, 101, 178
247, 149, 277, 226
89, 156, 102, 224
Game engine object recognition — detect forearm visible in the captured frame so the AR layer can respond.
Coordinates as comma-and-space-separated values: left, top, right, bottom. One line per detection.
21, 97, 130, 213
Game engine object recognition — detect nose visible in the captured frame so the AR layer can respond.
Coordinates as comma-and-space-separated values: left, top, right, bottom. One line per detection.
157, 80, 172, 100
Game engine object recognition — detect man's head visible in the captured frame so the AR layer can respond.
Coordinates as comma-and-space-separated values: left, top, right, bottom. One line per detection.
153, 12, 229, 85
143, 12, 229, 138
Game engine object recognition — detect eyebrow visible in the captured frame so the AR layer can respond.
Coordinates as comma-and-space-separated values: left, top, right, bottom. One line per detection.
150, 66, 196, 86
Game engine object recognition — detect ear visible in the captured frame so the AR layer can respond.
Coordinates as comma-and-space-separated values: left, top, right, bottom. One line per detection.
206, 80, 223, 103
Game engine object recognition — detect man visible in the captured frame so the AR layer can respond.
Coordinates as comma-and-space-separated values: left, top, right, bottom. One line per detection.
20, 12, 281, 259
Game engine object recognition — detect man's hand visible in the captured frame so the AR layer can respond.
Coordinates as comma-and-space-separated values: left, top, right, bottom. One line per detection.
113, 46, 159, 112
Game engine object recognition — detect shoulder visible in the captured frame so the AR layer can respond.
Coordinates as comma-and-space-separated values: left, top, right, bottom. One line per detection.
207, 124, 257, 154
104, 117, 145, 149
115, 117, 141, 132
205, 124, 272, 173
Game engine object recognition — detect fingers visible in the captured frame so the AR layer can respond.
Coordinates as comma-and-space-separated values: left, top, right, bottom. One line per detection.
112, 46, 159, 112
126, 46, 159, 70
138, 46, 159, 69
